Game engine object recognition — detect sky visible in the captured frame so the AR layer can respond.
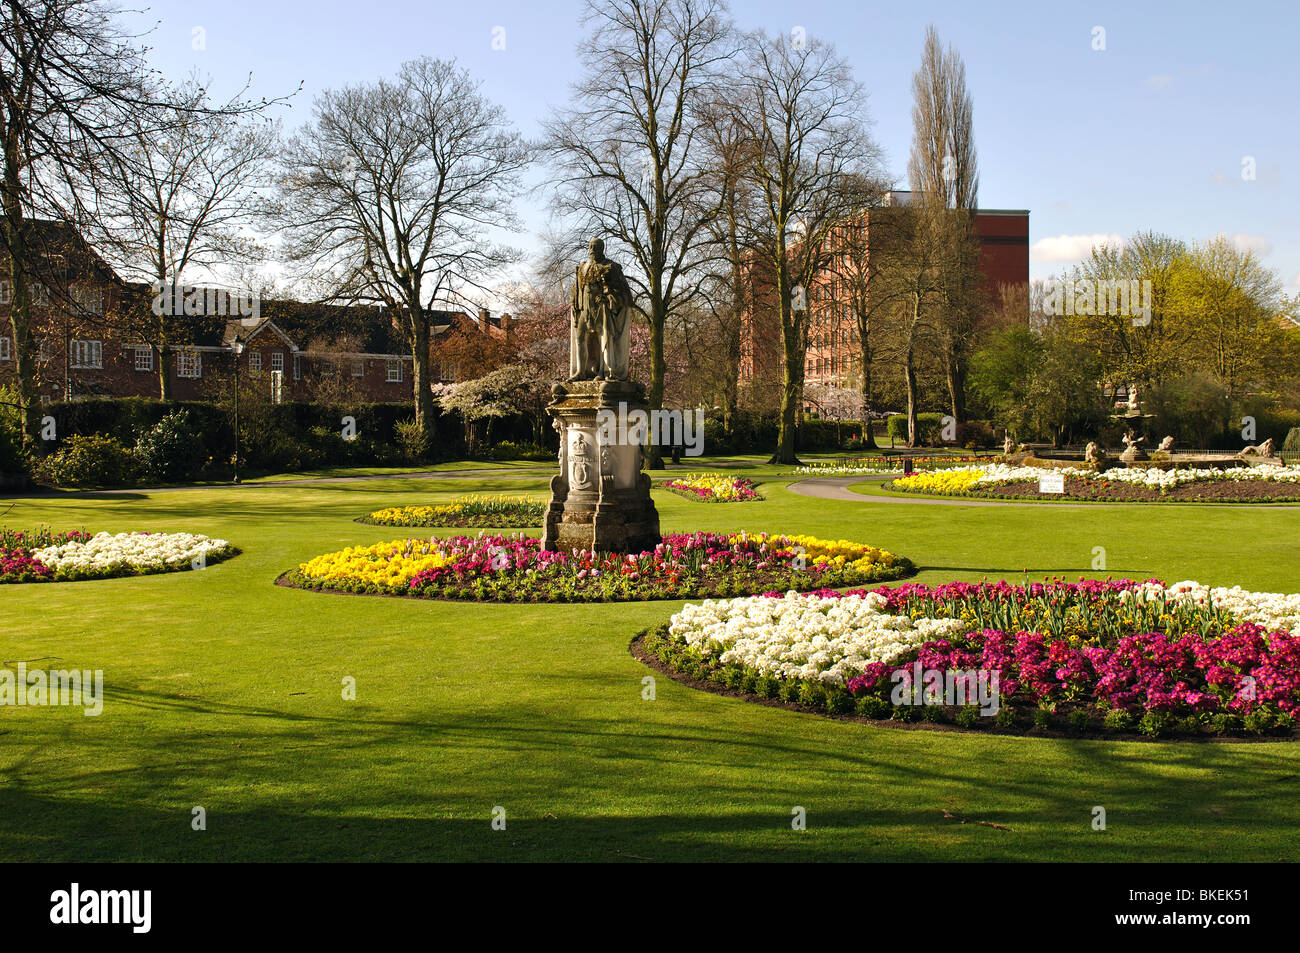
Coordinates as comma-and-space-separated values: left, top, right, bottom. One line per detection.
120, 0, 1300, 296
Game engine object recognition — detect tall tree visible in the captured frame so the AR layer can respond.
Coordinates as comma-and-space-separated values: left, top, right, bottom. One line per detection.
0, 0, 284, 445
84, 76, 279, 398
544, 0, 733, 468
730, 29, 880, 463
907, 24, 982, 422
269, 57, 531, 455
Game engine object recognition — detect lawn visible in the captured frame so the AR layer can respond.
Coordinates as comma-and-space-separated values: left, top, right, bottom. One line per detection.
3, 470, 1299, 861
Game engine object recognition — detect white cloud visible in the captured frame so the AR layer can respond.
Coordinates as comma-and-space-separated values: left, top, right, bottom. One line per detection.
1230, 233, 1273, 256
1030, 233, 1125, 263
1145, 74, 1174, 89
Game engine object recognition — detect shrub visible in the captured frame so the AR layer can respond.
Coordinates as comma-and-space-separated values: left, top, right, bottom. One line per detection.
1284, 427, 1300, 453
1103, 708, 1135, 733
855, 695, 890, 719
36, 434, 138, 487
394, 417, 430, 462
954, 705, 982, 728
135, 410, 207, 482
887, 412, 944, 445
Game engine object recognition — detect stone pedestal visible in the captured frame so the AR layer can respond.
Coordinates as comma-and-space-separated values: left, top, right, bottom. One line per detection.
541, 380, 661, 554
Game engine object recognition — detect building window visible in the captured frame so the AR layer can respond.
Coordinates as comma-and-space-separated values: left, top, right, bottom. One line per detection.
292, 354, 301, 380
177, 350, 202, 379
270, 352, 284, 373
249, 351, 262, 374
70, 339, 102, 369
319, 360, 336, 378
38, 339, 52, 362
0, 336, 9, 361
0, 281, 8, 304
134, 346, 153, 371
386, 359, 402, 382
71, 284, 105, 315
351, 359, 365, 377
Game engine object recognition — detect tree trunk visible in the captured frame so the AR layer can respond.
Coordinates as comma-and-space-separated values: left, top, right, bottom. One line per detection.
770, 282, 801, 465
408, 312, 435, 458
859, 341, 877, 449
2, 211, 40, 448
646, 296, 666, 469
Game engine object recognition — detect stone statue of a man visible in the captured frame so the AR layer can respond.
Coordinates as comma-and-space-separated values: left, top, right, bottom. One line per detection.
569, 236, 632, 381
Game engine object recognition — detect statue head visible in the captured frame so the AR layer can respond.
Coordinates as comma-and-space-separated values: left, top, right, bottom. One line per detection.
588, 236, 605, 260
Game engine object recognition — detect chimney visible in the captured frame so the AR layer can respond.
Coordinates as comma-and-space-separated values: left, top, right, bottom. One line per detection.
478, 307, 490, 328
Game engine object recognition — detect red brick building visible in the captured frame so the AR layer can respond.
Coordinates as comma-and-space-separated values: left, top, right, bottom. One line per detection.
739, 193, 1029, 408
0, 222, 511, 406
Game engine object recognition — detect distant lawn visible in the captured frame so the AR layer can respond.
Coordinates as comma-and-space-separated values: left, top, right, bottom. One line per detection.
3, 467, 1299, 861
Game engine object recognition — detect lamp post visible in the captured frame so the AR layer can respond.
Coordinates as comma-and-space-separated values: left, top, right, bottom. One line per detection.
231, 335, 244, 484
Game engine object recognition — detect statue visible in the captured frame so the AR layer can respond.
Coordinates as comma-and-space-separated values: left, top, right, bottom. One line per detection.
1084, 441, 1104, 465
1003, 433, 1015, 455
1238, 437, 1276, 459
1119, 429, 1147, 465
569, 236, 632, 381
1157, 435, 1175, 453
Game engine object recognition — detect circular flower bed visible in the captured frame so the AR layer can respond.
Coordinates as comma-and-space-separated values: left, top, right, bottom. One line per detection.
1, 527, 238, 583
280, 531, 912, 602
360, 495, 546, 528
660, 473, 761, 502
889, 463, 1300, 502
796, 455, 991, 476
637, 578, 1300, 738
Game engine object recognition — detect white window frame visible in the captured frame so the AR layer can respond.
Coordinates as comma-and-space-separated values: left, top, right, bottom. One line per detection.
70, 283, 105, 315
386, 359, 402, 383
177, 350, 202, 379
292, 354, 301, 380
248, 351, 262, 374
351, 359, 365, 378
0, 336, 10, 361
133, 345, 153, 372
270, 351, 284, 373
70, 339, 102, 369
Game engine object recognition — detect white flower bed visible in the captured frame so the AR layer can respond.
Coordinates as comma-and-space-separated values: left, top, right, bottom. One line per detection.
795, 464, 904, 476
667, 591, 966, 685
32, 531, 234, 578
1125, 580, 1300, 634
935, 463, 1300, 490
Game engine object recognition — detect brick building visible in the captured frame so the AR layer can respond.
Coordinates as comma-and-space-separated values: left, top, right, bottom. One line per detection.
0, 222, 511, 406
738, 193, 1029, 410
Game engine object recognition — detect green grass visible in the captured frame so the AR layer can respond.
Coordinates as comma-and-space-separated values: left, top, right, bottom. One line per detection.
3, 470, 1299, 861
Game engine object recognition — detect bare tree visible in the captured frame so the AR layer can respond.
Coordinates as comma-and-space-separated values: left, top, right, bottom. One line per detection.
907, 24, 982, 422
729, 29, 881, 464
0, 0, 287, 445
543, 0, 733, 468
268, 57, 531, 453
84, 76, 279, 398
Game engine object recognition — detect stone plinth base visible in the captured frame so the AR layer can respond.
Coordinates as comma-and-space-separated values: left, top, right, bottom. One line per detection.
541, 380, 661, 554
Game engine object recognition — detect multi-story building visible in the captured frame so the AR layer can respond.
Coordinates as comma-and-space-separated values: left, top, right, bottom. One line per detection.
0, 222, 511, 406
739, 193, 1029, 411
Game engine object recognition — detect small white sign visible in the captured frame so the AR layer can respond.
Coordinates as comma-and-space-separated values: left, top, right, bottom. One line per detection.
1038, 472, 1065, 494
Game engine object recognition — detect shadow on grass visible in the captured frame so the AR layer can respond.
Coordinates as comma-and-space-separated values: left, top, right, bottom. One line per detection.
4, 682, 1298, 862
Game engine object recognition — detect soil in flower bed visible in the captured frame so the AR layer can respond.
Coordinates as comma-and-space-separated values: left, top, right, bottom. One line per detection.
632, 626, 1299, 742
279, 532, 915, 603
889, 477, 1300, 503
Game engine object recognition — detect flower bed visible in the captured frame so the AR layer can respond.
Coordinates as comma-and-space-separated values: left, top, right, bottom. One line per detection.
660, 473, 761, 502
638, 578, 1300, 738
889, 463, 1300, 502
795, 455, 990, 477
1, 527, 238, 583
360, 495, 546, 528
281, 531, 913, 602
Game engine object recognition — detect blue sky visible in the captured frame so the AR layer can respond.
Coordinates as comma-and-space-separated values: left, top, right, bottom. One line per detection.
123, 0, 1300, 292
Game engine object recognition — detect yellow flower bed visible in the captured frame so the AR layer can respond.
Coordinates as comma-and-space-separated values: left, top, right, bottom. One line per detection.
892, 469, 985, 494
780, 534, 905, 573
662, 472, 760, 501
298, 538, 455, 587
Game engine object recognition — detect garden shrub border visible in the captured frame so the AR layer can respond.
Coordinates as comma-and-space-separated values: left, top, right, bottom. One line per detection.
631, 624, 1300, 742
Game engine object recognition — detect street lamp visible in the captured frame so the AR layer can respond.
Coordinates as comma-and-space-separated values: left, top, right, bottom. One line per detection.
231, 334, 244, 484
